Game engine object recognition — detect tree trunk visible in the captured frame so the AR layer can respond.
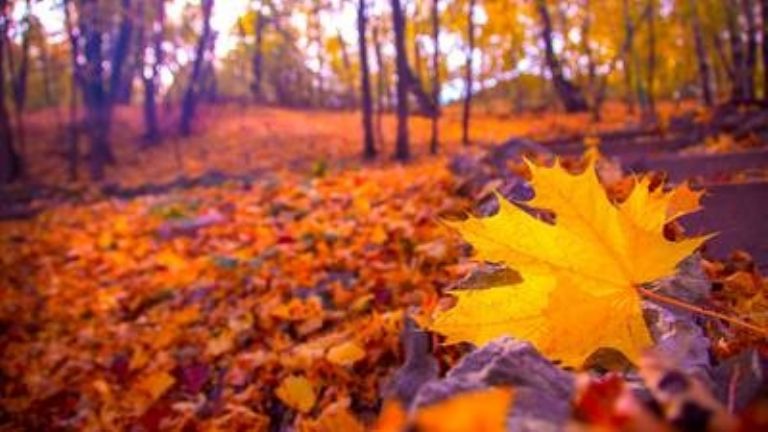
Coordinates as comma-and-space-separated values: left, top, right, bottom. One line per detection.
741, 0, 757, 100
63, 0, 80, 181
534, 0, 588, 112
762, 0, 768, 101
405, 66, 436, 116
461, 0, 475, 145
201, 57, 218, 103
180, 0, 214, 136
430, 0, 439, 155
39, 27, 55, 107
413, 36, 424, 86
358, 0, 376, 159
725, 0, 747, 101
391, 0, 409, 161
309, 2, 324, 105
713, 32, 735, 88
644, 0, 657, 120
689, 0, 714, 106
0, 0, 21, 183
109, 0, 134, 105
581, 0, 601, 121
373, 24, 386, 148
10, 0, 31, 170
251, 7, 266, 101
336, 29, 357, 106
80, 0, 112, 180
142, 0, 164, 145
622, 0, 636, 114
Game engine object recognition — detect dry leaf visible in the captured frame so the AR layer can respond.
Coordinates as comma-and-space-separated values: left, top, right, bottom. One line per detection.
276, 375, 316, 413
431, 158, 709, 366
414, 387, 515, 432
326, 341, 366, 366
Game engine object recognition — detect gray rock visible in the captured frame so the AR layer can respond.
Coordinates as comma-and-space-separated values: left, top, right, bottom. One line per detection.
643, 302, 713, 384
382, 317, 440, 406
476, 178, 535, 217
449, 153, 485, 177
654, 254, 711, 304
485, 138, 553, 171
642, 257, 714, 384
411, 338, 574, 431
712, 349, 766, 410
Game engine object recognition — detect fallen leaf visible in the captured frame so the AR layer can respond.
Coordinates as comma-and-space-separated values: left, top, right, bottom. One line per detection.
306, 398, 365, 432
326, 341, 366, 366
431, 158, 708, 366
414, 387, 515, 432
276, 375, 316, 413
129, 371, 176, 414
373, 400, 407, 432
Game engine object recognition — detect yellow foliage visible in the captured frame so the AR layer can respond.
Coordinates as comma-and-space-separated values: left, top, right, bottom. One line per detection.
276, 375, 316, 413
430, 158, 708, 367
326, 341, 366, 366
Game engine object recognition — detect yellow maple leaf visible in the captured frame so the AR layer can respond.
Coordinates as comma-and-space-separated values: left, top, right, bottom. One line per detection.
276, 375, 316, 413
430, 158, 709, 367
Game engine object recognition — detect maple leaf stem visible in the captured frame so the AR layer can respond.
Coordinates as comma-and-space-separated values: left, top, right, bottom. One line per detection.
636, 286, 768, 337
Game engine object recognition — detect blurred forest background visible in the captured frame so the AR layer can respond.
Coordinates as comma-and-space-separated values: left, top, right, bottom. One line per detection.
1, 0, 765, 184
3, 1, 768, 429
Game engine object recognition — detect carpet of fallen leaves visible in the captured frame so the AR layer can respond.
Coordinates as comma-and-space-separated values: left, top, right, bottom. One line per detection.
17, 101, 684, 188
0, 160, 480, 429
2, 103, 766, 430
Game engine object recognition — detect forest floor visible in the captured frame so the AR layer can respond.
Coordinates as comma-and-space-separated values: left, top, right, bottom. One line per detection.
1, 102, 767, 430
12, 101, 677, 187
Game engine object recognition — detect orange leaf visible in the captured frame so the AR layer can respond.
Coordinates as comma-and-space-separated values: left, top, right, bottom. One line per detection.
276, 375, 316, 413
414, 387, 515, 432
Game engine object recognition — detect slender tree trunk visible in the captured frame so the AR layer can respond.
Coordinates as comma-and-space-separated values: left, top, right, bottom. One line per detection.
534, 0, 588, 112
413, 37, 424, 86
336, 29, 357, 106
644, 0, 657, 120
201, 54, 218, 103
762, 0, 768, 101
391, 0, 409, 161
742, 0, 757, 100
63, 0, 80, 181
39, 29, 55, 107
689, 0, 714, 106
0, 0, 20, 183
713, 31, 735, 86
622, 0, 636, 114
358, 0, 376, 159
581, 0, 600, 121
373, 24, 386, 148
110, 0, 134, 105
10, 0, 31, 170
180, 0, 214, 136
251, 7, 266, 101
80, 0, 112, 180
461, 0, 475, 146
310, 2, 325, 105
142, 0, 164, 145
405, 65, 436, 115
430, 0, 439, 155
725, 0, 747, 101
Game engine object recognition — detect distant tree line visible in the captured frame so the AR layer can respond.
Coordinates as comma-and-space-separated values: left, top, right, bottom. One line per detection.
2, 0, 768, 182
